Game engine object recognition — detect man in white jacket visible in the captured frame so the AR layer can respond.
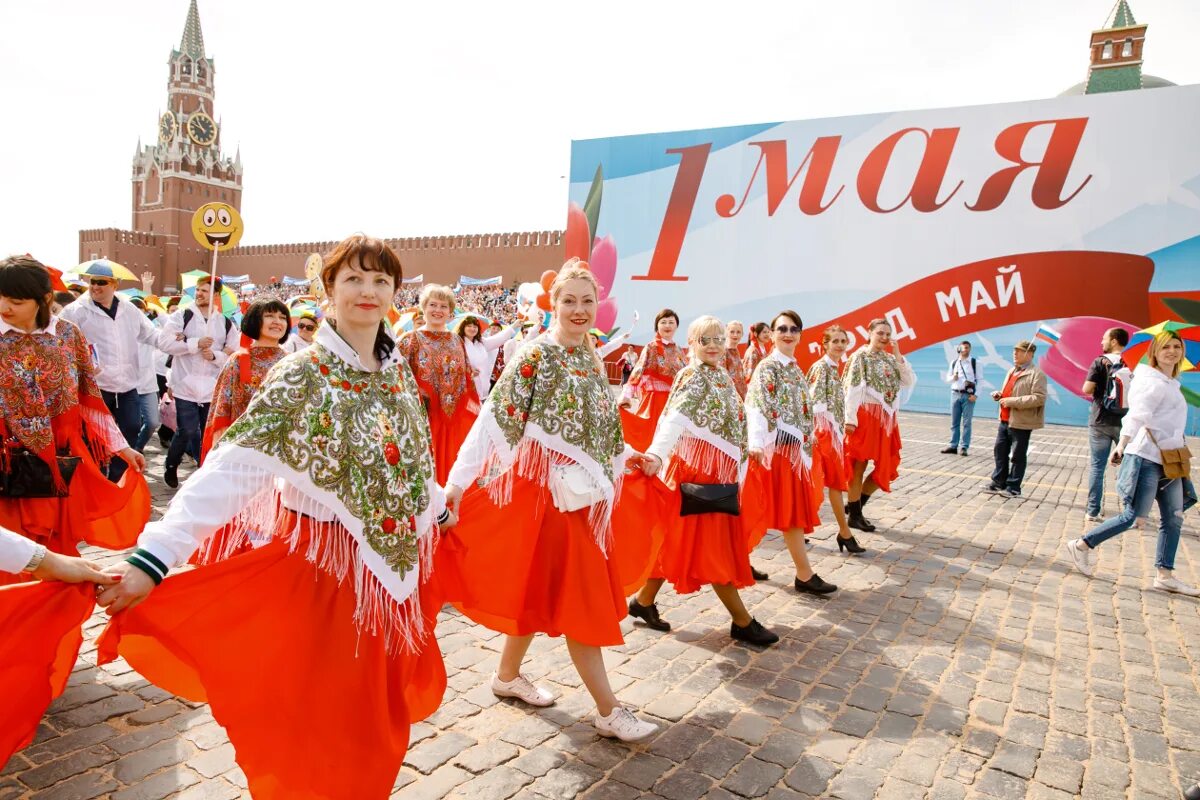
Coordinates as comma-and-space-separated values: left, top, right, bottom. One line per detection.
60, 274, 160, 480
157, 278, 240, 487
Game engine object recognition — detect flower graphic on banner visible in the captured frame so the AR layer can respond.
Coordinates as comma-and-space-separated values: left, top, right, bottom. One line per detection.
554, 167, 621, 333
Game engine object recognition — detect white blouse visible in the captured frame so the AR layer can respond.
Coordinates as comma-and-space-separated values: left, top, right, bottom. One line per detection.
0, 526, 37, 574
1121, 363, 1189, 465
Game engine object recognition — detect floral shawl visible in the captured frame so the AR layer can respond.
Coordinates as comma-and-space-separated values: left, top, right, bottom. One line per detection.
657, 363, 747, 485
745, 351, 815, 476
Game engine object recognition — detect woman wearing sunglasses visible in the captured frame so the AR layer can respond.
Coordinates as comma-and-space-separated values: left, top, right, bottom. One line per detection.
743, 311, 835, 596
843, 318, 915, 533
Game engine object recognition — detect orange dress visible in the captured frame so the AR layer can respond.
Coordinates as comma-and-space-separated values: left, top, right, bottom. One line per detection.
742, 351, 823, 547
199, 345, 287, 462
620, 337, 686, 452
441, 335, 663, 647
806, 355, 849, 491
97, 327, 449, 799
398, 329, 480, 484
722, 348, 748, 400
645, 363, 753, 594
0, 318, 150, 587
842, 349, 915, 492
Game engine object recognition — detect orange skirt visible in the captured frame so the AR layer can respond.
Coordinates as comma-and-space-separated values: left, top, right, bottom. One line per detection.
844, 405, 902, 492
654, 459, 753, 594
96, 518, 446, 800
813, 429, 849, 491
438, 471, 664, 647
0, 582, 93, 766
620, 390, 669, 453
428, 402, 479, 486
742, 454, 823, 549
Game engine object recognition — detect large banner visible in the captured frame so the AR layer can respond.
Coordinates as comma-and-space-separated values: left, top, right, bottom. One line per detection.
568, 85, 1200, 431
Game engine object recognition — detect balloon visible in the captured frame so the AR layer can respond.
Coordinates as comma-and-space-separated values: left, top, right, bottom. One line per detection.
1038, 316, 1136, 400
564, 202, 591, 262
590, 235, 617, 299
596, 296, 618, 331
536, 293, 552, 312
540, 270, 557, 292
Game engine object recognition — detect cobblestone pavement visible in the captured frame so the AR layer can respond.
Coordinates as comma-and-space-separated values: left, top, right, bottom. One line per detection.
5, 412, 1200, 800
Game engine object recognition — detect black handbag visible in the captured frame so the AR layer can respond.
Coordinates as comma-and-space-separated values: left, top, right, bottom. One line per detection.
679, 482, 740, 517
0, 448, 81, 498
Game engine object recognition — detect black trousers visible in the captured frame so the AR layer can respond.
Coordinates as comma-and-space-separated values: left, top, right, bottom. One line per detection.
991, 421, 1032, 492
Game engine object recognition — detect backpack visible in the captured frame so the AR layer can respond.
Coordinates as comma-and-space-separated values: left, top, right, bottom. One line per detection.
1099, 359, 1131, 419
166, 309, 234, 369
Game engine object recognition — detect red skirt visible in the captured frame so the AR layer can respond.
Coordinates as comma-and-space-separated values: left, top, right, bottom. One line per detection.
844, 405, 902, 492
813, 429, 849, 491
96, 517, 446, 800
0, 582, 93, 766
654, 458, 753, 594
620, 390, 669, 453
428, 401, 479, 486
437, 471, 664, 647
742, 454, 823, 549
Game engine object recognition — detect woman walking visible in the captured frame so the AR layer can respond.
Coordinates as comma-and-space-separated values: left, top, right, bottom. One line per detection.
843, 318, 915, 533
723, 319, 748, 399
620, 309, 686, 452
807, 325, 863, 553
95, 235, 455, 799
443, 260, 661, 742
628, 316, 778, 645
1065, 330, 1198, 595
743, 311, 835, 595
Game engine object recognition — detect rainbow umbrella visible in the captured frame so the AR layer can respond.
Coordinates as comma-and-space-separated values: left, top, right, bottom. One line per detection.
449, 312, 494, 334
1123, 321, 1200, 372
73, 258, 137, 282
290, 299, 324, 321
179, 284, 239, 318
588, 328, 610, 344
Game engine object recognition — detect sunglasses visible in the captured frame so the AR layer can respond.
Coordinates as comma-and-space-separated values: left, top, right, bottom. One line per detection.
89, 279, 111, 287
697, 336, 724, 346
297, 323, 316, 331
774, 325, 801, 334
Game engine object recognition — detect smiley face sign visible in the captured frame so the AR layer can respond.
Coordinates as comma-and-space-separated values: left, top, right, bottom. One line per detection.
191, 202, 244, 251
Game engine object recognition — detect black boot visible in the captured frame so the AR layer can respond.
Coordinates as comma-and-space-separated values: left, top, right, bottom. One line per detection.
164, 463, 179, 489
794, 574, 838, 595
847, 500, 876, 532
837, 534, 867, 554
628, 599, 671, 631
860, 492, 872, 509
750, 566, 769, 581
730, 618, 779, 646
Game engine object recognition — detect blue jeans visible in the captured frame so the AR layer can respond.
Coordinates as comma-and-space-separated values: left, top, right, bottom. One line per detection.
1083, 455, 1184, 570
991, 422, 1031, 493
166, 399, 210, 469
948, 392, 975, 449
101, 389, 141, 481
1086, 426, 1120, 517
133, 392, 161, 452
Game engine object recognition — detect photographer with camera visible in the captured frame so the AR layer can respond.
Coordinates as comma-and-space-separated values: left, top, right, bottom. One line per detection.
942, 340, 978, 456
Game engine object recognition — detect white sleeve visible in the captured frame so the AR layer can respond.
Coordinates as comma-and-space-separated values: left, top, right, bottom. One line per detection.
136, 458, 276, 570
427, 479, 446, 521
446, 415, 491, 491
646, 412, 686, 465
898, 356, 916, 389
597, 331, 632, 359
746, 403, 771, 452
483, 325, 518, 352
1120, 376, 1158, 443
0, 526, 37, 574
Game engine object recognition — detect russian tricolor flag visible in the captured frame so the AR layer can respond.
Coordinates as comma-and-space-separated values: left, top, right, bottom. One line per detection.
1033, 323, 1061, 347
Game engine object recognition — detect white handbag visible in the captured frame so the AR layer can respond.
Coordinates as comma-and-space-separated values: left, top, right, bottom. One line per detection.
549, 463, 605, 513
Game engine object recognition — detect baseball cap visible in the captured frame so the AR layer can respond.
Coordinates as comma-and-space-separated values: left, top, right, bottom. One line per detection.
1014, 340, 1036, 353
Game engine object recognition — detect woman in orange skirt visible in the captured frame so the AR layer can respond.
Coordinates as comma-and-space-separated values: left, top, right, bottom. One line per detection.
743, 311, 836, 596
722, 319, 747, 399
742, 321, 771, 377
398, 284, 480, 484
444, 260, 660, 743
628, 316, 777, 645
806, 325, 864, 554
1, 527, 120, 768
619, 308, 686, 452
0, 256, 149, 589
843, 318, 915, 533
95, 236, 455, 800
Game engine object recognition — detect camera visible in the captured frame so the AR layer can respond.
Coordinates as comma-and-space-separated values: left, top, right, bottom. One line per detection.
963, 381, 976, 395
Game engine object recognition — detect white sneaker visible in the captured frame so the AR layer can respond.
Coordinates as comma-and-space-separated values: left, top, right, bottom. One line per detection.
1153, 575, 1200, 597
1085, 513, 1103, 523
1065, 539, 1095, 577
594, 706, 658, 742
491, 673, 556, 707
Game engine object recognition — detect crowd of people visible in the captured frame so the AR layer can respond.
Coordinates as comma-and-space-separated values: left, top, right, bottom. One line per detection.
0, 240, 1195, 797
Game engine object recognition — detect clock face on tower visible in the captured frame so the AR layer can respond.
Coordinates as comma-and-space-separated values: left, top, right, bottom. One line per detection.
187, 111, 217, 146
158, 113, 176, 143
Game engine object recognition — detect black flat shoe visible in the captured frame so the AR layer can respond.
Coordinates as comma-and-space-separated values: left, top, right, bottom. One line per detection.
794, 574, 838, 595
628, 599, 671, 631
959, 449, 969, 456
750, 566, 769, 581
164, 464, 179, 489
940, 447, 957, 454
731, 618, 779, 646
837, 535, 866, 554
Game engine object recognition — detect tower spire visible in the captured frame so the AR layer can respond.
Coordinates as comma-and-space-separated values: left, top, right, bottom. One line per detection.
179, 0, 205, 60
1105, 0, 1137, 29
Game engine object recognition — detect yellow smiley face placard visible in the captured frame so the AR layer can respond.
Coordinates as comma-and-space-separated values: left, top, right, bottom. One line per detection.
191, 202, 244, 251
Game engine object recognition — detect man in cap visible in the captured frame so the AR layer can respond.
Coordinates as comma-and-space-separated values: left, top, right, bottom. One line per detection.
984, 340, 1047, 498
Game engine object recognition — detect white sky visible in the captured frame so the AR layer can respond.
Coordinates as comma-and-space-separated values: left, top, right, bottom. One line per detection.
2, 0, 1197, 270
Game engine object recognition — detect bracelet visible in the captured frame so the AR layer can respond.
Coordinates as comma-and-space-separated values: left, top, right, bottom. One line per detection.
24, 544, 47, 573
436, 509, 451, 525
125, 548, 169, 586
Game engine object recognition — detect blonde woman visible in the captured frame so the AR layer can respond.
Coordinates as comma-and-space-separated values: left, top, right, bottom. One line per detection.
630, 316, 777, 645
807, 325, 863, 553
1066, 331, 1197, 595
723, 319, 748, 399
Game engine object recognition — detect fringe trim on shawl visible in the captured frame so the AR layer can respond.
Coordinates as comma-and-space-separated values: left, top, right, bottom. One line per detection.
672, 433, 742, 485
764, 431, 813, 481
812, 412, 844, 459
79, 403, 128, 468
189, 468, 438, 656
845, 384, 900, 434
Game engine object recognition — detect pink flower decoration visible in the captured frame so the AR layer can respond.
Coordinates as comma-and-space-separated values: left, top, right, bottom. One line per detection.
589, 235, 617, 300
596, 296, 618, 331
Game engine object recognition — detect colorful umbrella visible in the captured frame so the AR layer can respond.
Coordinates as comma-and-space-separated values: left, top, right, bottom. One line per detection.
118, 288, 168, 315
449, 312, 493, 335
73, 258, 137, 282
179, 284, 239, 318
289, 300, 324, 321
588, 328, 610, 344
1123, 321, 1200, 372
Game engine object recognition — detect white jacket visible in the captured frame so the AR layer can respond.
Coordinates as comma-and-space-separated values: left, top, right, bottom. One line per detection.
158, 307, 241, 403
463, 326, 517, 400
1121, 363, 1189, 464
0, 526, 36, 574
59, 295, 160, 394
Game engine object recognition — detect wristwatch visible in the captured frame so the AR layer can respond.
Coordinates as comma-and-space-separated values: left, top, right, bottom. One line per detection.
24, 543, 47, 573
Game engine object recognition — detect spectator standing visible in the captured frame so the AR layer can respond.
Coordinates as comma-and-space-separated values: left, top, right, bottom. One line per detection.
941, 340, 978, 456
128, 297, 161, 453
1081, 327, 1132, 521
620, 346, 637, 385
985, 341, 1046, 498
